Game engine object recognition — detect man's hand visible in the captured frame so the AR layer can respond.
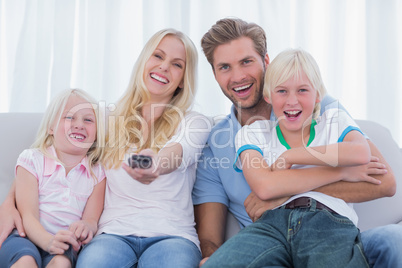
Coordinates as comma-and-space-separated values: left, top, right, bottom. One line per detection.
244, 192, 290, 222
0, 202, 25, 248
199, 257, 209, 267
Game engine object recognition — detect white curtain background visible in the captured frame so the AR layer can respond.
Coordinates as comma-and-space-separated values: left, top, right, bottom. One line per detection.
1, 0, 401, 146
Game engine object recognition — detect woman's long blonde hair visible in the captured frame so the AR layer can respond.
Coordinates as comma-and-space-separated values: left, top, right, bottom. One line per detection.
31, 88, 105, 179
103, 29, 198, 169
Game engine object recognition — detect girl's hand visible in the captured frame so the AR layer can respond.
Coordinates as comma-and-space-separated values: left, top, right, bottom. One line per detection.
341, 156, 385, 184
122, 149, 160, 185
69, 220, 96, 246
46, 230, 79, 254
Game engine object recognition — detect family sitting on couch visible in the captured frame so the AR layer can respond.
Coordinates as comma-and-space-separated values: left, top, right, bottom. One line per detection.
0, 18, 401, 268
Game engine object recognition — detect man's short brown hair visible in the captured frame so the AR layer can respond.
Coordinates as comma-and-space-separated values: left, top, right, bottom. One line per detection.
201, 17, 267, 69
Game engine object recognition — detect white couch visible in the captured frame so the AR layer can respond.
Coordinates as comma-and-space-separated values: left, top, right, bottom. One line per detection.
1, 113, 402, 237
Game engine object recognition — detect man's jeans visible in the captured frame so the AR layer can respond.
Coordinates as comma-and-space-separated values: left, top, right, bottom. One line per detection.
204, 200, 368, 268
76, 233, 201, 268
362, 224, 402, 267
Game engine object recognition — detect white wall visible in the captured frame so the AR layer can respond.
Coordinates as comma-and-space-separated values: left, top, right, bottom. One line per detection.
1, 0, 401, 146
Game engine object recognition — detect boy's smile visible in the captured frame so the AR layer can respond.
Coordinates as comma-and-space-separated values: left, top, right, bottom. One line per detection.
269, 71, 320, 136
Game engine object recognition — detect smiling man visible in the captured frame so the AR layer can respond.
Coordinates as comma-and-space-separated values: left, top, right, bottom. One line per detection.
192, 17, 402, 267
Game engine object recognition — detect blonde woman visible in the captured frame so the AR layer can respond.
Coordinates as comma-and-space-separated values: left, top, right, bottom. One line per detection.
76, 29, 210, 268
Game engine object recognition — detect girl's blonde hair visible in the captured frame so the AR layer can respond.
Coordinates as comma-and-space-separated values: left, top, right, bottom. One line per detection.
103, 28, 198, 169
32, 88, 105, 178
264, 48, 327, 119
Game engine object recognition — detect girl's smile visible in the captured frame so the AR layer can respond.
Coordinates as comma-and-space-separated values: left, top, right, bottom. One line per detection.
49, 94, 97, 162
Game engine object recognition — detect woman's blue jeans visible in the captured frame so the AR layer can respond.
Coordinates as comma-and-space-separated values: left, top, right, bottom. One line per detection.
204, 200, 369, 268
76, 234, 201, 268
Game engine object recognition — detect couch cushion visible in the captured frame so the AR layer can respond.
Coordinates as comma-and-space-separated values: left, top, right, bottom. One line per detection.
0, 113, 43, 203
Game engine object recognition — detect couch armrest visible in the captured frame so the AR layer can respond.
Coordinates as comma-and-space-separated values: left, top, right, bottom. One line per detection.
354, 120, 402, 231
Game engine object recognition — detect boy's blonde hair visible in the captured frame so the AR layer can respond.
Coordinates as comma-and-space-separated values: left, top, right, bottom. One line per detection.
264, 48, 327, 119
32, 88, 105, 178
103, 28, 198, 169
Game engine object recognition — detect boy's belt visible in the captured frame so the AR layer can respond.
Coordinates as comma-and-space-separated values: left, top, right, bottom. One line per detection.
285, 197, 336, 214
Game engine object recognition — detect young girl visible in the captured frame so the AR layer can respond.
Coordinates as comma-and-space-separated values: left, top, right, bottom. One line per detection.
0, 89, 106, 268
203, 49, 381, 267
76, 29, 210, 268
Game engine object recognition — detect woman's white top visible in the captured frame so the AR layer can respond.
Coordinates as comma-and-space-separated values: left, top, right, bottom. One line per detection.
97, 112, 211, 249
